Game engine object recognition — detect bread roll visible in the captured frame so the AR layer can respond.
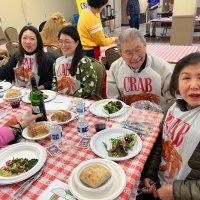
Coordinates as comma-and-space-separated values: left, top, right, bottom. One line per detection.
79, 164, 111, 188
51, 110, 71, 122
28, 122, 49, 138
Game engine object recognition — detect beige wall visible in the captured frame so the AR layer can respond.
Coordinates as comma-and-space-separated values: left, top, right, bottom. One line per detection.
0, 0, 78, 32
173, 0, 197, 15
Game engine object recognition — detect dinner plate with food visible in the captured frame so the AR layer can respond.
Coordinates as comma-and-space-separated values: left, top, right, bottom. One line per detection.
68, 158, 126, 200
89, 99, 128, 118
3, 88, 22, 100
22, 121, 51, 140
0, 142, 47, 185
0, 81, 12, 94
22, 90, 56, 103
90, 128, 142, 161
48, 110, 75, 125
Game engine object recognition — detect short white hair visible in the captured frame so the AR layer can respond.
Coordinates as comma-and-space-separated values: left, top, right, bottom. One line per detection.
117, 28, 146, 51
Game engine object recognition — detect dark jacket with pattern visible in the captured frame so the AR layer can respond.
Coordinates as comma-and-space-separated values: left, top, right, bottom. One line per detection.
0, 51, 57, 89
141, 100, 200, 200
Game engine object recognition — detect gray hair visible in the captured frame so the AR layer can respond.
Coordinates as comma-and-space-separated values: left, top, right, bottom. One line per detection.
117, 28, 146, 51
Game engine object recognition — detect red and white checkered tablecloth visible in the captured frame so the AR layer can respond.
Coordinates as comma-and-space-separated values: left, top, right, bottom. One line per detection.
146, 44, 199, 64
0, 94, 164, 200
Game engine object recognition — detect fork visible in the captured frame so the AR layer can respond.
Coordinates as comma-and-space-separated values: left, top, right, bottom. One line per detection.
14, 166, 44, 197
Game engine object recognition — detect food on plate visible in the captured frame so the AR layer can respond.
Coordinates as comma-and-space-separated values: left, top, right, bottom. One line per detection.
79, 164, 111, 188
5, 89, 20, 98
28, 122, 49, 138
51, 110, 71, 122
0, 158, 38, 177
103, 134, 137, 157
123, 92, 160, 105
103, 101, 123, 114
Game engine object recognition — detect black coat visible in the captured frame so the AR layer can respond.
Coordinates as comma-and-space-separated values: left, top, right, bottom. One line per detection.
0, 52, 58, 89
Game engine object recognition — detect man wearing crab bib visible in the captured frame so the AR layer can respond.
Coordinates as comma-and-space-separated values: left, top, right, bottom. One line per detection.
106, 28, 174, 107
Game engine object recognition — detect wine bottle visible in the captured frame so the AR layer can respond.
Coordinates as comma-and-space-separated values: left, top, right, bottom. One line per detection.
30, 77, 47, 122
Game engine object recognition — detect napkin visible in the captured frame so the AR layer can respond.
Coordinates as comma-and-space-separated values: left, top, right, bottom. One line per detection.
37, 179, 75, 200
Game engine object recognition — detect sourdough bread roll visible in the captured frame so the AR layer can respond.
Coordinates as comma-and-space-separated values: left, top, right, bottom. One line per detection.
51, 110, 71, 122
28, 122, 49, 138
79, 164, 111, 188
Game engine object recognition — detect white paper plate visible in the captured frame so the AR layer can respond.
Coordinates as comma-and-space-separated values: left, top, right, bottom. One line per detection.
0, 142, 47, 185
89, 99, 128, 118
90, 128, 142, 161
0, 82, 12, 93
48, 111, 76, 125
22, 122, 51, 140
22, 90, 56, 103
45, 101, 72, 113
68, 158, 126, 200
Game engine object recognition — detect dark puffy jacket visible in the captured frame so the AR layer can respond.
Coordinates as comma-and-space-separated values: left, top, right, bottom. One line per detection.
0, 51, 58, 89
141, 100, 200, 200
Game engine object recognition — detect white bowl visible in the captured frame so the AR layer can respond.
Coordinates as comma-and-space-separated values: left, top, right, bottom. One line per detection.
74, 160, 114, 194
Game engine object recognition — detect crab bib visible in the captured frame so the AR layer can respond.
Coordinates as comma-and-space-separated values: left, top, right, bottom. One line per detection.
158, 103, 200, 185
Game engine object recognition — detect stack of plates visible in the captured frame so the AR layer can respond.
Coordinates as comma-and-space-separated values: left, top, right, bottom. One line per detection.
68, 158, 126, 200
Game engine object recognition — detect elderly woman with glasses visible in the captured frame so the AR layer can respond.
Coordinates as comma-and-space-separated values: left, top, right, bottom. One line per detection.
52, 25, 97, 99
106, 28, 174, 107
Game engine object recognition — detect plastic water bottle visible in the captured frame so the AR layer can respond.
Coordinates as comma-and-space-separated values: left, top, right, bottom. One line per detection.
77, 115, 89, 137
50, 122, 62, 147
75, 98, 86, 115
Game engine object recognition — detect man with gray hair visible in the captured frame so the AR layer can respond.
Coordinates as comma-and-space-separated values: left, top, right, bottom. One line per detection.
106, 28, 174, 106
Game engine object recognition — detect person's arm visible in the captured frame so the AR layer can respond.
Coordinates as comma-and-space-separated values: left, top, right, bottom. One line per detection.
173, 179, 200, 200
0, 127, 15, 148
106, 63, 121, 99
38, 52, 56, 90
0, 54, 18, 82
126, 0, 131, 20
73, 57, 97, 99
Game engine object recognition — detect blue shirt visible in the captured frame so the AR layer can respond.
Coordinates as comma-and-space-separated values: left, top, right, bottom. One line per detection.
148, 0, 160, 8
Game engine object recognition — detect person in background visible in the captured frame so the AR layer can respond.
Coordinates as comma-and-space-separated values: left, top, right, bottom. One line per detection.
126, 0, 140, 29
77, 0, 117, 60
137, 52, 200, 200
0, 25, 57, 89
0, 109, 42, 148
106, 28, 174, 107
144, 0, 160, 38
52, 25, 97, 100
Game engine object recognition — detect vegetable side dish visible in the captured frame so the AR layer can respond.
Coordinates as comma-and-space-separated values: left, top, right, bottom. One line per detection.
103, 134, 137, 157
0, 158, 38, 177
103, 101, 123, 114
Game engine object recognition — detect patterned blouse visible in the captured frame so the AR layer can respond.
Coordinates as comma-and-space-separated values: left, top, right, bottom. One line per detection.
52, 56, 97, 99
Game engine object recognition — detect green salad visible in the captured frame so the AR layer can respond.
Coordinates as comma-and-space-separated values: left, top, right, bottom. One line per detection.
103, 101, 123, 114
0, 158, 38, 177
103, 134, 137, 157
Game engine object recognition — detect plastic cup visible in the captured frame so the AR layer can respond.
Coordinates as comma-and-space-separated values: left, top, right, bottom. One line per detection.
9, 97, 20, 109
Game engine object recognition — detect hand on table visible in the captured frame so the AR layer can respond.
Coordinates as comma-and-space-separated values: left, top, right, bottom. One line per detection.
140, 178, 157, 194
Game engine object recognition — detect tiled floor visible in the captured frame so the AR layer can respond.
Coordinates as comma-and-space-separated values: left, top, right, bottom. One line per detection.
111, 23, 200, 48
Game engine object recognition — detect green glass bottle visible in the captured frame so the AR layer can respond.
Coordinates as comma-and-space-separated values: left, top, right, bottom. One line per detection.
30, 77, 47, 122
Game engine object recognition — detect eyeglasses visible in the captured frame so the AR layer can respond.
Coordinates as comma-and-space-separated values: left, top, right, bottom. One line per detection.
122, 48, 143, 59
58, 40, 75, 45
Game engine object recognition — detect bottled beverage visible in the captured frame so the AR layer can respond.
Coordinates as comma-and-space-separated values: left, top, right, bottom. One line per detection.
30, 76, 47, 122
75, 98, 86, 115
50, 122, 62, 147
77, 115, 89, 137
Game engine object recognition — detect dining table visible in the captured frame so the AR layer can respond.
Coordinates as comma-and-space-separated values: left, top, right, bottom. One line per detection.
0, 87, 164, 200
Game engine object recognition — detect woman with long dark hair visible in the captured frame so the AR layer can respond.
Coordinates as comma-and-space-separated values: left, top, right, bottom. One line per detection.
52, 25, 97, 99
0, 25, 56, 89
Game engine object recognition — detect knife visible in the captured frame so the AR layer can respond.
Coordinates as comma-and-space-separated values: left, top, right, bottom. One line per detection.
14, 166, 44, 197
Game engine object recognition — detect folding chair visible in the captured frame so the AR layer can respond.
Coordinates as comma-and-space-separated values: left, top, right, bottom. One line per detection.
4, 27, 19, 42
